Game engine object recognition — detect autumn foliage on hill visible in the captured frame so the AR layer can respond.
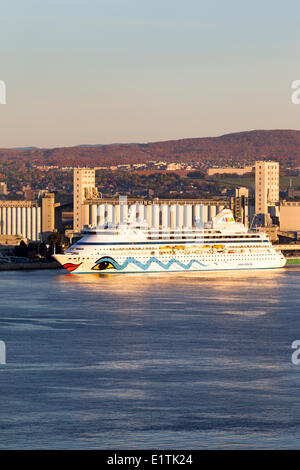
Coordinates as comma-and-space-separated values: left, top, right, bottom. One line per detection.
1, 130, 300, 167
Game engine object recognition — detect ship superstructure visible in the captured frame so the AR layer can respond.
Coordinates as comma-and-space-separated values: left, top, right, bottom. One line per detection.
54, 209, 286, 274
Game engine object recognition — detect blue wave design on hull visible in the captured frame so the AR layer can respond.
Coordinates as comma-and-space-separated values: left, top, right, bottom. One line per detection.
93, 256, 210, 271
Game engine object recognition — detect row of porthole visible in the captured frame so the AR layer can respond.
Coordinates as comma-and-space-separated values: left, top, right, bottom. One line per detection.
68, 254, 276, 262
114, 255, 275, 261
91, 253, 275, 258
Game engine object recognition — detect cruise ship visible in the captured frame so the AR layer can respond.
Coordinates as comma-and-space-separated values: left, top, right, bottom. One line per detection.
53, 208, 286, 274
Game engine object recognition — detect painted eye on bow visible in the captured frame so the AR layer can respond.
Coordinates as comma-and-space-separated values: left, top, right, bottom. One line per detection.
92, 260, 116, 271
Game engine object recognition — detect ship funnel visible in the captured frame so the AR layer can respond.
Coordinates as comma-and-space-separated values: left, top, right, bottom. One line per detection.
213, 209, 235, 225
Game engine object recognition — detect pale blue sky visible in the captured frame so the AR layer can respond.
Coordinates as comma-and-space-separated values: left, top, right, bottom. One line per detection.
0, 0, 300, 147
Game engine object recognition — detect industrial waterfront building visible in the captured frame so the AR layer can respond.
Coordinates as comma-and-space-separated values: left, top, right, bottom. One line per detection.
83, 197, 227, 229
228, 187, 250, 226
0, 193, 56, 242
207, 166, 253, 176
280, 201, 300, 232
72, 167, 228, 232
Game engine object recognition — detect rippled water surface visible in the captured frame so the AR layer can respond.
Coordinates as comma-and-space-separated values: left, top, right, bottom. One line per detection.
0, 267, 300, 449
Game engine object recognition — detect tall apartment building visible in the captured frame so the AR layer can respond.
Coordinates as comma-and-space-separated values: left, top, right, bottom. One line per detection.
255, 161, 279, 215
73, 168, 98, 232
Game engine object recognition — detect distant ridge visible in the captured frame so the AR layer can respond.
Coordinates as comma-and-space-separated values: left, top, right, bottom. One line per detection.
11, 146, 40, 150
1, 129, 300, 166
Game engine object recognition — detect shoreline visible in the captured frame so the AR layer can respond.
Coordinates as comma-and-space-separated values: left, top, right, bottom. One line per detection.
0, 261, 61, 271
285, 257, 300, 265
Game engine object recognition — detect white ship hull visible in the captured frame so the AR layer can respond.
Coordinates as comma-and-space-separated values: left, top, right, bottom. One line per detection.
54, 245, 286, 274
54, 209, 286, 274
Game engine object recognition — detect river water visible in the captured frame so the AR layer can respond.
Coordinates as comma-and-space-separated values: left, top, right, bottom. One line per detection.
0, 267, 300, 449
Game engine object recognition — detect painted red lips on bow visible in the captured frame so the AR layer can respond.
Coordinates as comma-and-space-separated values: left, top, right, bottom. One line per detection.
63, 263, 81, 272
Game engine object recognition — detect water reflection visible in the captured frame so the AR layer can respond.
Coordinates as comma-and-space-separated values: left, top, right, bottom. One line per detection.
56, 268, 284, 297
54, 269, 285, 321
